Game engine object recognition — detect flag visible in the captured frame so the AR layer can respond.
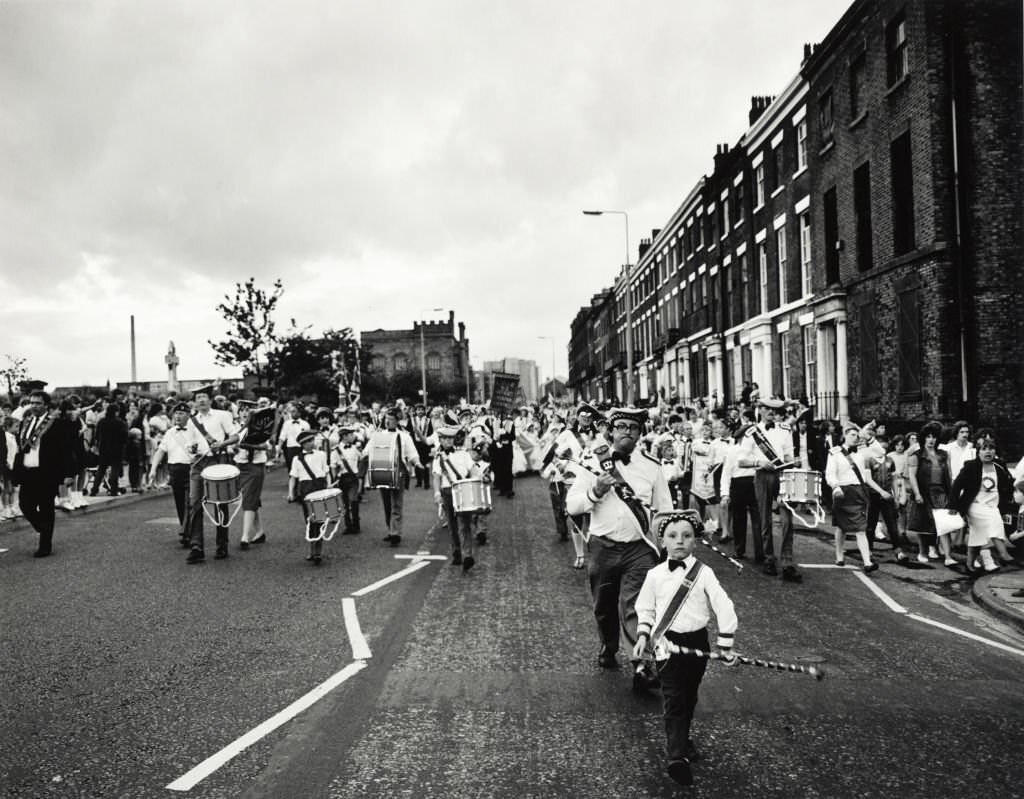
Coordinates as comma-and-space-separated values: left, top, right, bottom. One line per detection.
347, 344, 361, 406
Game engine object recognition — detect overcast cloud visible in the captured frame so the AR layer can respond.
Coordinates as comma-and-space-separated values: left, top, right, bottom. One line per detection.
1, 0, 850, 389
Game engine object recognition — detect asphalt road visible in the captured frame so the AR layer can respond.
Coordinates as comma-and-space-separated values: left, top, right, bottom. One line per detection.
3, 469, 1023, 799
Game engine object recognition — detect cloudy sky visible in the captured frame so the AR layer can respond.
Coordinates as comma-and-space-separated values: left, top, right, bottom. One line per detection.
1, 0, 850, 389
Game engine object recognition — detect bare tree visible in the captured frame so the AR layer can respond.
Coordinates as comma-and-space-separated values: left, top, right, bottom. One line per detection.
0, 354, 30, 398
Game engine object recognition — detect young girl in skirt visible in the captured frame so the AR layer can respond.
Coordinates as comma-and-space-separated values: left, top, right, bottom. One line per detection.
634, 509, 738, 787
948, 432, 1015, 573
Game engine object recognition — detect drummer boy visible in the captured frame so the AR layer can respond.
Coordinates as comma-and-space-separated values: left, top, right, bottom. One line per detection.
433, 424, 484, 572
468, 439, 493, 546
288, 429, 330, 564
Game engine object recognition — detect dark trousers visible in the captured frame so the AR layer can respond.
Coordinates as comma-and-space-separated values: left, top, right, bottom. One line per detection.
92, 456, 123, 494
492, 446, 514, 494
588, 538, 657, 658
18, 469, 58, 553
340, 475, 361, 531
730, 476, 762, 560
187, 458, 228, 552
284, 446, 301, 473
168, 463, 191, 531
755, 470, 794, 567
549, 481, 569, 539
440, 486, 475, 557
669, 478, 691, 510
658, 628, 710, 765
866, 493, 902, 549
380, 486, 404, 536
127, 458, 142, 490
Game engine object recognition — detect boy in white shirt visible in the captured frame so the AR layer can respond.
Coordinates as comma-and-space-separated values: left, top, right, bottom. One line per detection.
289, 430, 330, 564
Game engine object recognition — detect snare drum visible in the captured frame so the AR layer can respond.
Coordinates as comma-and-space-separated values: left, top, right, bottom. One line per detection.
201, 464, 241, 503
452, 479, 492, 513
367, 432, 401, 488
779, 469, 822, 504
304, 488, 344, 524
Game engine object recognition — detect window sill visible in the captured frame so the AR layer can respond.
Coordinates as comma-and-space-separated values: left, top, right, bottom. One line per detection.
770, 186, 785, 199
885, 73, 910, 98
791, 166, 808, 180
848, 111, 868, 130
707, 244, 717, 253
753, 203, 765, 214
818, 139, 835, 156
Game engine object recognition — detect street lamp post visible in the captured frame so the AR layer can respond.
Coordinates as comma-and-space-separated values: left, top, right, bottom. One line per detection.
538, 336, 556, 397
583, 209, 632, 406
420, 307, 444, 409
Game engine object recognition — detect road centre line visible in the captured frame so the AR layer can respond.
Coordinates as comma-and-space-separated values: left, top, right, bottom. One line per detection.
852, 571, 909, 614
907, 613, 1024, 659
342, 598, 372, 661
351, 560, 431, 597
165, 660, 368, 792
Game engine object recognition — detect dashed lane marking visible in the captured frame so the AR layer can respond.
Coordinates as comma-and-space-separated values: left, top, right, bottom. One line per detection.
166, 661, 368, 792
342, 597, 372, 661
393, 554, 448, 561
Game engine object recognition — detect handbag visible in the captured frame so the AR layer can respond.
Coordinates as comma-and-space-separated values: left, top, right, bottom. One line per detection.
932, 508, 964, 536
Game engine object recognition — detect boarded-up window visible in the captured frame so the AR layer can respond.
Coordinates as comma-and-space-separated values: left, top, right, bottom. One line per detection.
859, 303, 880, 397
897, 288, 922, 396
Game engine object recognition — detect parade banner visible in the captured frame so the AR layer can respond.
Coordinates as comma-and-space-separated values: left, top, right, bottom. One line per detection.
489, 372, 520, 416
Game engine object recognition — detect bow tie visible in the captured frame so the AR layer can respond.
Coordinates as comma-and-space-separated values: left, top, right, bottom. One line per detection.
764, 422, 775, 430
176, 426, 188, 431
667, 558, 686, 572
611, 451, 630, 465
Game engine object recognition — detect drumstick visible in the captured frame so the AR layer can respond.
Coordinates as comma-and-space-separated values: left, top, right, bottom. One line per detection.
660, 641, 825, 680
699, 536, 744, 574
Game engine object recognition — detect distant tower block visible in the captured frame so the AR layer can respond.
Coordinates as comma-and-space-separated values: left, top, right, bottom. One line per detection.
165, 341, 180, 393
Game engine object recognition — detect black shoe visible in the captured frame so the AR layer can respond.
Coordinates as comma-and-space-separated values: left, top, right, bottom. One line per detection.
452, 549, 462, 565
597, 647, 618, 669
389, 535, 401, 548
667, 759, 693, 786
507, 491, 515, 498
476, 532, 487, 545
312, 555, 323, 566
781, 566, 803, 583
179, 537, 191, 549
763, 560, 779, 576
32, 549, 53, 558
251, 534, 266, 545
186, 549, 205, 564
686, 739, 702, 762
633, 664, 660, 692
214, 546, 228, 560
863, 562, 879, 573
239, 541, 250, 550
462, 555, 475, 572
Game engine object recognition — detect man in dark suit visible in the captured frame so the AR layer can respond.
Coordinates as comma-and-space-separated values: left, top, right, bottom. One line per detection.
410, 404, 434, 488
91, 403, 129, 496
14, 390, 75, 557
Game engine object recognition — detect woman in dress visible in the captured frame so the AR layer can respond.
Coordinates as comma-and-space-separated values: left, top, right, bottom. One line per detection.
906, 421, 953, 565
146, 403, 171, 488
947, 433, 1014, 574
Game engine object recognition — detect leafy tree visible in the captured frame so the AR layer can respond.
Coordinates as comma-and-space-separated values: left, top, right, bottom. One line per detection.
267, 324, 368, 406
0, 354, 31, 399
208, 278, 284, 386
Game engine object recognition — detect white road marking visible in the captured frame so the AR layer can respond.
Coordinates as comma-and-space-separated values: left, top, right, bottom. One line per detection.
342, 597, 372, 661
351, 560, 431, 597
165, 660, 368, 792
393, 554, 448, 561
908, 613, 1024, 659
0, 548, 8, 554
851, 571, 909, 614
798, 563, 854, 569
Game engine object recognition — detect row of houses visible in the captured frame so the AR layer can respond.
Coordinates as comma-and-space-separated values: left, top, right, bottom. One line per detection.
568, 0, 1022, 451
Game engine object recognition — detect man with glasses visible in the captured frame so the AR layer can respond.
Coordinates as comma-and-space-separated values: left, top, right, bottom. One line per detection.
566, 407, 673, 691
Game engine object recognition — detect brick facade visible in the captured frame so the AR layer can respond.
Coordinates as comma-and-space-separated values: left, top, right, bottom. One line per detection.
361, 311, 469, 385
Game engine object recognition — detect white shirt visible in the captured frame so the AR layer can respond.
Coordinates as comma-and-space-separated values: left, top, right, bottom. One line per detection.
3, 431, 15, 470
157, 425, 210, 465
739, 422, 795, 467
233, 426, 269, 465
280, 418, 310, 447
553, 427, 596, 485
941, 441, 976, 482
825, 447, 869, 488
636, 555, 738, 659
290, 449, 329, 481
192, 408, 237, 444
565, 449, 673, 548
332, 443, 362, 476
366, 429, 420, 471
433, 448, 484, 489
19, 414, 47, 469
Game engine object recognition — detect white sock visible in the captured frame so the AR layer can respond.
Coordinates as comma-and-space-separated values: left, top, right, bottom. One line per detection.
855, 532, 873, 565
571, 529, 585, 559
